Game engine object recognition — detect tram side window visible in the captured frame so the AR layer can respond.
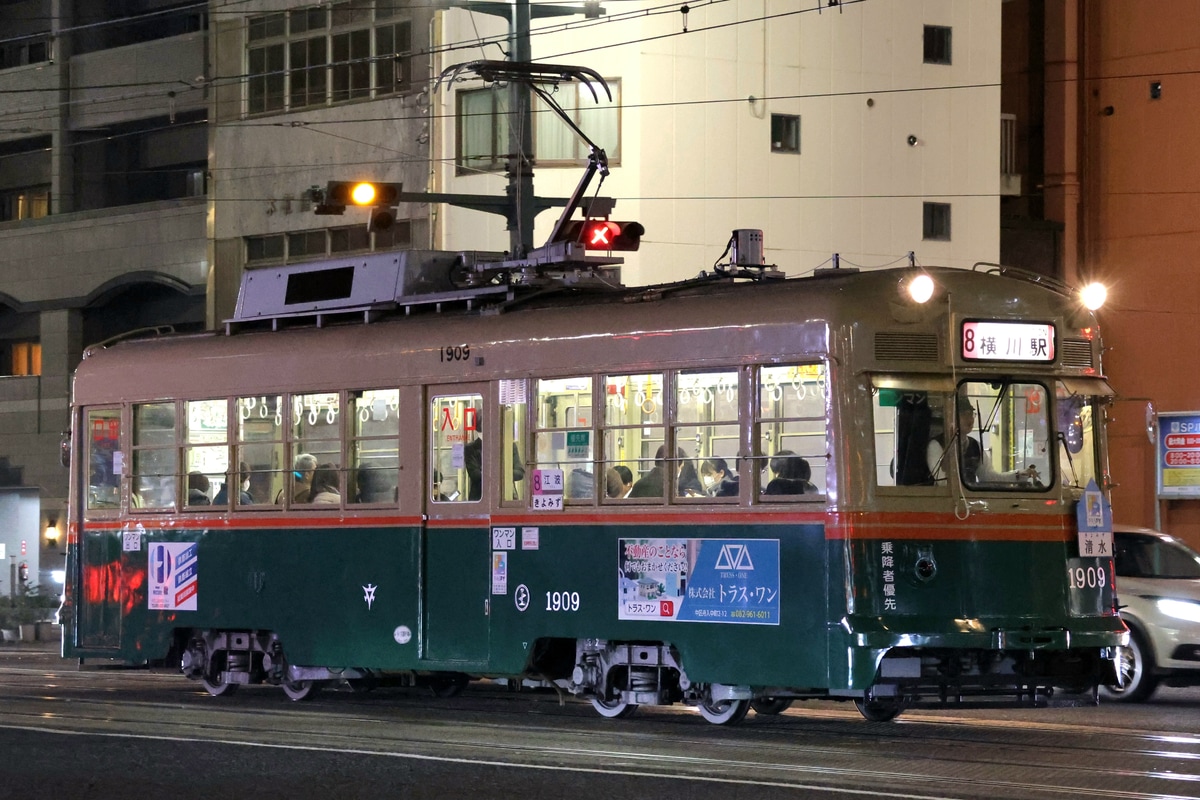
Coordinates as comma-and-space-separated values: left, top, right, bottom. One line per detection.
500, 380, 528, 503
85, 408, 122, 510
430, 393, 483, 502
132, 402, 178, 510
184, 399, 228, 508
757, 365, 826, 497
292, 392, 342, 505
605, 373, 671, 499
237, 395, 285, 507
675, 370, 740, 500
349, 389, 399, 505
875, 389, 943, 487
533, 377, 594, 503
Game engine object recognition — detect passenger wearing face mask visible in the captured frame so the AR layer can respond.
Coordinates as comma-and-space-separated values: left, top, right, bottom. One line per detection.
699, 457, 739, 498
214, 461, 254, 506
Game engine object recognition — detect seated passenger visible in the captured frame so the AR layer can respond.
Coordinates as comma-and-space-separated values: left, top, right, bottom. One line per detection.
568, 468, 594, 499
630, 446, 700, 498
307, 464, 341, 504
275, 453, 317, 504
699, 457, 739, 497
355, 465, 395, 503
605, 465, 634, 499
186, 471, 211, 506
763, 450, 817, 495
214, 461, 253, 506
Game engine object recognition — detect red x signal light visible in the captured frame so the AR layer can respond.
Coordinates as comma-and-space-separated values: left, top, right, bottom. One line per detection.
556, 219, 645, 251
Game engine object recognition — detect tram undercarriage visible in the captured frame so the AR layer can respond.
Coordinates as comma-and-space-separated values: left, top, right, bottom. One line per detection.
175, 630, 1119, 724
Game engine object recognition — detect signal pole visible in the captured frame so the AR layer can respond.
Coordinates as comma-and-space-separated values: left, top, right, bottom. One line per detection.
428, 1, 604, 256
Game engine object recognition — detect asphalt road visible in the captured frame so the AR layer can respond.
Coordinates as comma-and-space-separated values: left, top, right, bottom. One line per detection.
3, 644, 1200, 800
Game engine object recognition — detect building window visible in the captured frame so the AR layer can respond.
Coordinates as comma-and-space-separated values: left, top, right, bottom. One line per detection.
534, 80, 621, 165
0, 34, 51, 69
923, 25, 952, 65
457, 87, 510, 174
771, 114, 800, 153
246, 2, 413, 116
923, 202, 951, 241
457, 80, 621, 173
0, 186, 50, 222
5, 342, 41, 376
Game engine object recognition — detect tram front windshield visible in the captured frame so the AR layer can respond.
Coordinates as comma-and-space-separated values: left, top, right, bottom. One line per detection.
876, 378, 1103, 492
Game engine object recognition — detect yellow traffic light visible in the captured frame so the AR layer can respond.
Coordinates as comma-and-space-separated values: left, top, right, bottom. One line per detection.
351, 182, 377, 206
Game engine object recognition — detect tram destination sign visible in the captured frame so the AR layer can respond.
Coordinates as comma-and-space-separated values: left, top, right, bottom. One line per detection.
961, 320, 1055, 362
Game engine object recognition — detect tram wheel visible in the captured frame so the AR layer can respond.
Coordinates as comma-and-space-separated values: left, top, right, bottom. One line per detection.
854, 696, 905, 722
590, 697, 638, 719
751, 697, 793, 715
281, 679, 321, 701
201, 675, 239, 697
698, 696, 750, 726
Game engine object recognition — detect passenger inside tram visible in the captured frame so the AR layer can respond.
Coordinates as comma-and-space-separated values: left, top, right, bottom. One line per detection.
763, 451, 817, 495
605, 465, 634, 498
699, 457, 739, 497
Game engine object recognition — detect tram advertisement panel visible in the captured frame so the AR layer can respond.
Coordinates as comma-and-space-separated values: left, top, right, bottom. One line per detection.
617, 538, 780, 625
148, 542, 198, 611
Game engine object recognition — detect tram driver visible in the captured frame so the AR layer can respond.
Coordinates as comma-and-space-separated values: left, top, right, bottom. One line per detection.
928, 396, 1040, 487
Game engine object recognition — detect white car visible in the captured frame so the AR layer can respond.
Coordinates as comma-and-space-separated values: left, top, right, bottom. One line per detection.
1102, 526, 1200, 701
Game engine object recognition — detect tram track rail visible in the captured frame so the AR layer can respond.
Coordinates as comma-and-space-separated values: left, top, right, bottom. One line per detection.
1, 662, 1199, 799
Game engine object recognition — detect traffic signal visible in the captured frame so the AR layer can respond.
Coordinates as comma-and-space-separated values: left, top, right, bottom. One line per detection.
319, 181, 402, 232
555, 219, 645, 251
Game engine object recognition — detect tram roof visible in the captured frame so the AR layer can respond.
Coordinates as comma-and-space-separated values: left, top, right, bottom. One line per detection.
72, 265, 1099, 405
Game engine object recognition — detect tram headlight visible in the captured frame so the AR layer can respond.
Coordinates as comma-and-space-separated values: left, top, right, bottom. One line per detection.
1080, 281, 1107, 311
906, 273, 935, 304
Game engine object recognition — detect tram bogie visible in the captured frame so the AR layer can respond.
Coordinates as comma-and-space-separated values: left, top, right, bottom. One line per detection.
59, 254, 1127, 724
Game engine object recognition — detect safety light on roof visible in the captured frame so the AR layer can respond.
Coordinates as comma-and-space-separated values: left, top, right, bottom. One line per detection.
1080, 282, 1108, 311
906, 273, 935, 304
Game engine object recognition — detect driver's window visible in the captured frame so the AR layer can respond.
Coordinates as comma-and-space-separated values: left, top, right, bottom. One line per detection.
957, 381, 1051, 490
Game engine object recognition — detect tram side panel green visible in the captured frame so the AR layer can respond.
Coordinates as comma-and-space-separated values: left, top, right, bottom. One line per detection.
422, 526, 492, 667
488, 521, 829, 688
264, 526, 423, 668
831, 537, 1123, 672
71, 525, 423, 669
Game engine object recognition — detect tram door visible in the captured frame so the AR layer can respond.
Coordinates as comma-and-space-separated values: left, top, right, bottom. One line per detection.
78, 407, 124, 649
423, 385, 491, 665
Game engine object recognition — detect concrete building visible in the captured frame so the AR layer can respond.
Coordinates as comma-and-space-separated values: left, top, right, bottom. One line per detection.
0, 0, 435, 595
434, 1, 1003, 284
17, 0, 1121, 592
1002, 1, 1200, 547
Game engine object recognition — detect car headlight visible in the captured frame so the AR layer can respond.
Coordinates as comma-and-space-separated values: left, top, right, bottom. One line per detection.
1156, 598, 1200, 623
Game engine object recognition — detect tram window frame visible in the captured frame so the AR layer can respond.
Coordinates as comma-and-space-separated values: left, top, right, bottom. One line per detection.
755, 364, 828, 501
84, 407, 123, 514
673, 369, 742, 503
603, 372, 668, 502
237, 394, 286, 508
429, 392, 484, 504
500, 379, 529, 507
183, 398, 230, 510
348, 388, 400, 506
130, 401, 180, 512
290, 390, 344, 507
532, 376, 595, 505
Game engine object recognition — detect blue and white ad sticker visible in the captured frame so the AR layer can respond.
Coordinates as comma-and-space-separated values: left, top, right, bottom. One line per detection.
618, 538, 780, 625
